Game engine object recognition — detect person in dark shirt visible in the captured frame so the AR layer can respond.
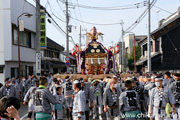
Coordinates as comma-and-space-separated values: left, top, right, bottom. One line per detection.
0, 83, 3, 89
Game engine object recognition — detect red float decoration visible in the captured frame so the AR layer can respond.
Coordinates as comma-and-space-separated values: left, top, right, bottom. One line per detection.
101, 64, 106, 69
75, 45, 79, 53
115, 44, 119, 53
72, 48, 75, 56
85, 64, 89, 70
109, 47, 112, 51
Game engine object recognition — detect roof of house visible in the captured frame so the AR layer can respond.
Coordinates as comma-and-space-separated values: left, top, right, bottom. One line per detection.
135, 52, 161, 66
151, 8, 180, 39
47, 37, 64, 51
135, 35, 147, 41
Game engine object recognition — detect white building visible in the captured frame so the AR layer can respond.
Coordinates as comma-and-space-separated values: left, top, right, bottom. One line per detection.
114, 42, 125, 72
0, 0, 36, 83
125, 34, 135, 55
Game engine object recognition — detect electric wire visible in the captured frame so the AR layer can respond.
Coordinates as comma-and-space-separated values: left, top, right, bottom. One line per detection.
125, 0, 158, 33
33, 0, 76, 46
74, 0, 86, 30
154, 5, 173, 14
57, 0, 80, 40
162, 26, 180, 57
59, 0, 147, 11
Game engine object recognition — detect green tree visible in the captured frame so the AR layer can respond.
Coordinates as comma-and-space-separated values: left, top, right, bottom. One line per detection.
127, 45, 141, 70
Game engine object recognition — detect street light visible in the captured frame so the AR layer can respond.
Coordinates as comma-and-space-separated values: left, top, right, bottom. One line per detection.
17, 12, 32, 84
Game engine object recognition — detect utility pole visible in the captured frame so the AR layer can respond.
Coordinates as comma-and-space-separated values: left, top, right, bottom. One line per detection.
66, 0, 70, 73
36, 0, 41, 76
79, 25, 81, 48
147, 0, 151, 73
133, 35, 136, 72
120, 21, 124, 72
36, 0, 40, 54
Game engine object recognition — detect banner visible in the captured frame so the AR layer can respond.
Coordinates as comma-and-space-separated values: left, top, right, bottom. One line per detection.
36, 53, 41, 76
40, 10, 46, 49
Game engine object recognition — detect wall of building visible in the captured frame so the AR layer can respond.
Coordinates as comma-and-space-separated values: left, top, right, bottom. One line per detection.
0, 0, 36, 83
11, 0, 36, 32
12, 45, 36, 62
125, 34, 134, 54
0, 0, 11, 83
4, 61, 36, 78
161, 25, 180, 70
9, 0, 36, 62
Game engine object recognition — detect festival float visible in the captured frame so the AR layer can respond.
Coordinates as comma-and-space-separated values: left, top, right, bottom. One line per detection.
73, 27, 117, 75
56, 27, 138, 79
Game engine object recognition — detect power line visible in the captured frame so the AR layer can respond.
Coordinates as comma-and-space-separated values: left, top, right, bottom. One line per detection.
154, 5, 173, 14
70, 16, 121, 26
45, 0, 49, 8
47, 13, 66, 34
59, 0, 147, 10
70, 3, 146, 10
32, 0, 76, 46
57, 0, 80, 40
47, 12, 76, 45
69, 0, 81, 26
47, 1, 66, 21
64, 1, 156, 26
76, 0, 86, 29
56, 0, 65, 14
125, 0, 157, 32
163, 28, 180, 57
52, 13, 66, 23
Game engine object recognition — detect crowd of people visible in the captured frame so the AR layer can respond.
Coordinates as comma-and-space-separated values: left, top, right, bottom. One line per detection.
0, 71, 180, 120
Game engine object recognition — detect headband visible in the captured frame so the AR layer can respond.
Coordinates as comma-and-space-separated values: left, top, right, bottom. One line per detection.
91, 80, 97, 84
155, 78, 163, 81
66, 76, 71, 81
73, 80, 80, 84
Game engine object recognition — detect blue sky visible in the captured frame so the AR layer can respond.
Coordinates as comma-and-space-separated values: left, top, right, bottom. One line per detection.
27, 0, 180, 50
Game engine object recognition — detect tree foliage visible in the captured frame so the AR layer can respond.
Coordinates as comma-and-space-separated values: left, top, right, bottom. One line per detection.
127, 45, 141, 70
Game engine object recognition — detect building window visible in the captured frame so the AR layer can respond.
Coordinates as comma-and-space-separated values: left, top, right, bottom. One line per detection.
0, 67, 3, 73
57, 52, 59, 58
52, 52, 59, 59
28, 66, 33, 76
13, 29, 18, 44
13, 27, 31, 48
11, 68, 19, 78
44, 50, 51, 57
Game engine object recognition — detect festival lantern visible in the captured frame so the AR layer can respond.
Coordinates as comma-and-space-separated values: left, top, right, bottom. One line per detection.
109, 47, 114, 53
115, 44, 119, 53
72, 48, 75, 56
75, 45, 79, 53
109, 47, 112, 51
